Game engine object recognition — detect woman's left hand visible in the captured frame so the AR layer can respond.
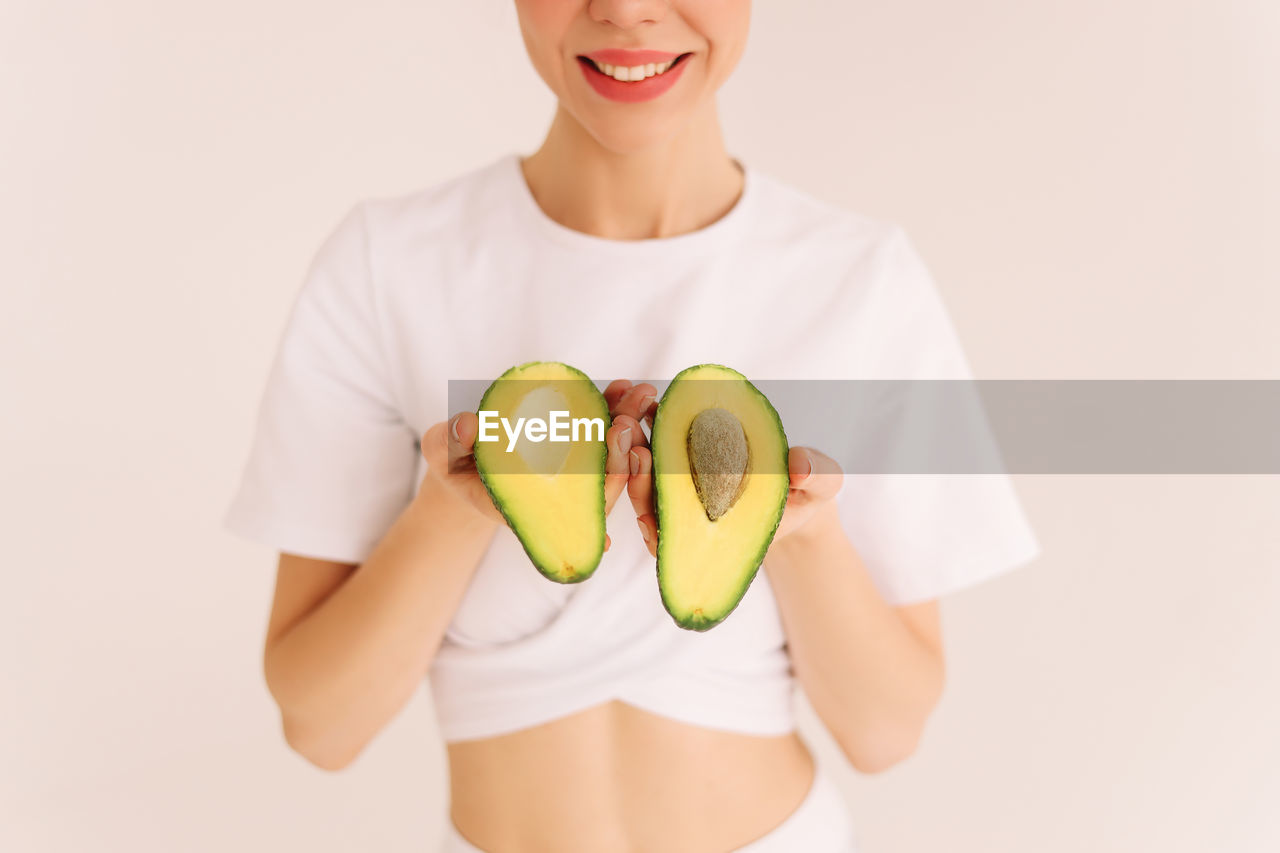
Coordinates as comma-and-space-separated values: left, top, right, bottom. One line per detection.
769, 446, 845, 544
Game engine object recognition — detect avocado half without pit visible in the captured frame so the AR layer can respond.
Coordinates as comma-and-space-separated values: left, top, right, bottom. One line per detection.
651, 364, 790, 631
472, 361, 610, 584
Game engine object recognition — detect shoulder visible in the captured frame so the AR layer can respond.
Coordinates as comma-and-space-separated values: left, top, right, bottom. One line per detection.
743, 166, 932, 296
285, 159, 515, 335
742, 166, 911, 257
351, 154, 516, 250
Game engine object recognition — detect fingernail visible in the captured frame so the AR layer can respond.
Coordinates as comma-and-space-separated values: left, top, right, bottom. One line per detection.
449, 415, 462, 443
801, 452, 813, 480
637, 518, 650, 543
618, 427, 632, 453
629, 449, 640, 476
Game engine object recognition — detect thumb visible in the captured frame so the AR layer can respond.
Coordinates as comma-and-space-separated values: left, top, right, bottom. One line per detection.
789, 446, 844, 501
447, 412, 481, 469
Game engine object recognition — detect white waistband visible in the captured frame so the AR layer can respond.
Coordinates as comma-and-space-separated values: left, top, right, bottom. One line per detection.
438, 767, 857, 853
733, 768, 858, 852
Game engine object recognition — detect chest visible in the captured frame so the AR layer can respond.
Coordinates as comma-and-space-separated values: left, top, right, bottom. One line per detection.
381, 243, 877, 434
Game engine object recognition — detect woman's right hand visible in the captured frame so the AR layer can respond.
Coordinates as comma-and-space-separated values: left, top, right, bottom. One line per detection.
419, 412, 508, 527
419, 410, 638, 549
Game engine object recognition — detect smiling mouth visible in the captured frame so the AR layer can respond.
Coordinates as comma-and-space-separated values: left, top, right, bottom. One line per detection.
577, 52, 693, 82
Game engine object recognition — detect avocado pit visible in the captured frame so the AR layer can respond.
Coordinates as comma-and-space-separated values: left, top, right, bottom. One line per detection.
687, 407, 749, 521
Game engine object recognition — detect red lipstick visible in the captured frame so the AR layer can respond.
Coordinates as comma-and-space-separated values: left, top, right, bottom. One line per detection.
576, 50, 693, 104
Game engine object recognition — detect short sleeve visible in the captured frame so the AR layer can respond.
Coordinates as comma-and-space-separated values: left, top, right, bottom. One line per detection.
222, 203, 420, 564
833, 227, 1042, 604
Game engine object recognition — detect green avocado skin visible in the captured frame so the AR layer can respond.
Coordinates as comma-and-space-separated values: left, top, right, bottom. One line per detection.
473, 361, 610, 584
652, 364, 790, 631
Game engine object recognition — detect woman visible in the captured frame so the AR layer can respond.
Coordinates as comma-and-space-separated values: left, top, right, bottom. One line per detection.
225, 2, 1040, 850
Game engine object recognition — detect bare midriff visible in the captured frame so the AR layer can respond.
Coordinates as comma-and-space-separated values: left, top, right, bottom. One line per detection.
447, 700, 814, 853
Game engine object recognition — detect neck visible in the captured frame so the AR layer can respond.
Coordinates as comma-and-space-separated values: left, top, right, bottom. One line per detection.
519, 102, 745, 240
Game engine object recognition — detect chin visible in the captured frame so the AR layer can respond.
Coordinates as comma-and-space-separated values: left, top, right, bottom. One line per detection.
568, 91, 706, 156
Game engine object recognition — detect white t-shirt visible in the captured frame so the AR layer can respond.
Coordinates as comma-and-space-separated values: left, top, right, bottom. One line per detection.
224, 152, 1041, 741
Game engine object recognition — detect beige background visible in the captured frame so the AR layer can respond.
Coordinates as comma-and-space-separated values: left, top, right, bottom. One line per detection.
3, 1, 1277, 850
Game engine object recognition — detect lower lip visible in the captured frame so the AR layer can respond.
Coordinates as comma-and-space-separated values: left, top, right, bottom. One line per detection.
578, 55, 691, 103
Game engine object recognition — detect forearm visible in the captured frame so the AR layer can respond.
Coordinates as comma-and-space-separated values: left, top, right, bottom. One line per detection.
265, 475, 497, 765
765, 503, 944, 770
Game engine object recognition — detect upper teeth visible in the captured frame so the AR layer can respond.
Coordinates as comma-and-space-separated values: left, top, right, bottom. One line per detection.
593, 58, 678, 82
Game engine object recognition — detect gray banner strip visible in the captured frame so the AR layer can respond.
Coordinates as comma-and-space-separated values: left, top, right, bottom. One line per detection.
447, 380, 1280, 474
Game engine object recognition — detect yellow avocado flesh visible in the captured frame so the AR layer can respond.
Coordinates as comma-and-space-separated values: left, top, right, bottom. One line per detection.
473, 362, 609, 583
653, 365, 790, 630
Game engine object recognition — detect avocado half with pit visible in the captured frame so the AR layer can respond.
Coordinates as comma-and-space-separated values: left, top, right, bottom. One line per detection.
651, 364, 790, 631
473, 361, 610, 584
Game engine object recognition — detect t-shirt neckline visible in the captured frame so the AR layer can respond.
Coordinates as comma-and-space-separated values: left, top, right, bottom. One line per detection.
503, 152, 755, 256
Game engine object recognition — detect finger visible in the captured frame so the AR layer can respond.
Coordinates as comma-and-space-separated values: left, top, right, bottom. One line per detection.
606, 414, 642, 508
604, 533, 611, 552
447, 411, 481, 471
788, 446, 844, 502
604, 379, 633, 415
610, 413, 642, 442
638, 389, 659, 430
636, 513, 658, 558
604, 419, 635, 513
612, 410, 650, 458
613, 383, 658, 426
627, 444, 654, 521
